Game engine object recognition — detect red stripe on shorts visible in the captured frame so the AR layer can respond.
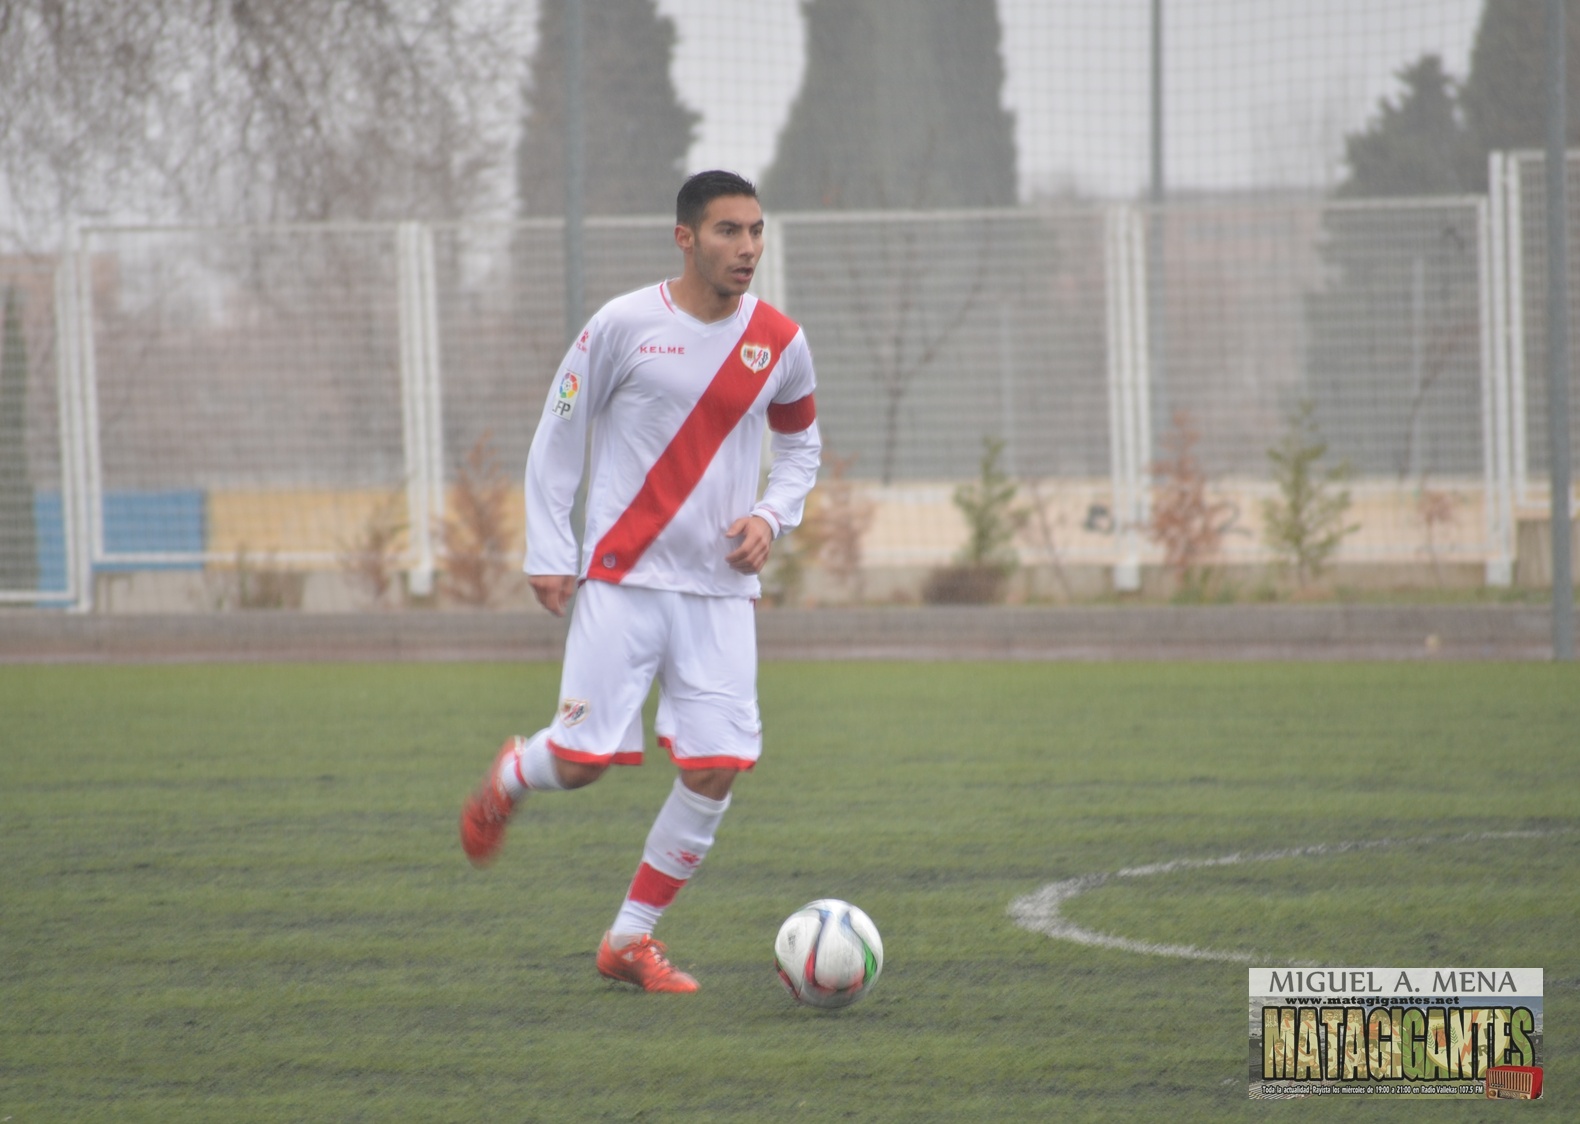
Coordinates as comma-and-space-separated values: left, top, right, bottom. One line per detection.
586, 301, 799, 583
662, 738, 758, 772
548, 739, 644, 767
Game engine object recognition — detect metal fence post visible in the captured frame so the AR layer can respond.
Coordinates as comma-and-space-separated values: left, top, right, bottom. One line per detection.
1105, 205, 1150, 592
1544, 0, 1574, 660
397, 222, 445, 598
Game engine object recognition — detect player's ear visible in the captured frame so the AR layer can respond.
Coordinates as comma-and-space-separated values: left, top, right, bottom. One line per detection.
674, 223, 695, 254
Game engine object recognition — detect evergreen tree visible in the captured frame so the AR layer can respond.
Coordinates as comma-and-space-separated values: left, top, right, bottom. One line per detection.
1336, 56, 1474, 198
1260, 402, 1359, 589
0, 286, 37, 593
517, 0, 700, 216
1310, 59, 1484, 478
1458, 0, 1580, 188
762, 0, 1018, 209
1333, 1, 1580, 198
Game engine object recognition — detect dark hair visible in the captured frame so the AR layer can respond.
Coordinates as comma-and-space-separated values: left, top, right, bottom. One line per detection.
676, 170, 758, 229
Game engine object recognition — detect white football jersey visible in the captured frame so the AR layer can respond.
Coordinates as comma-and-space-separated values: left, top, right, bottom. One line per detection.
525, 284, 821, 598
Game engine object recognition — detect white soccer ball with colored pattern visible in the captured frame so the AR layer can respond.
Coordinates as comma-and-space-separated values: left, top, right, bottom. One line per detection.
774, 899, 883, 1009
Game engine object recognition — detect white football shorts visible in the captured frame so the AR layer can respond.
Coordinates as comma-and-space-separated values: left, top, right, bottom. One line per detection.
546, 580, 762, 771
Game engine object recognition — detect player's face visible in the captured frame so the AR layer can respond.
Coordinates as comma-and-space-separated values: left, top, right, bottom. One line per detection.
681, 195, 764, 299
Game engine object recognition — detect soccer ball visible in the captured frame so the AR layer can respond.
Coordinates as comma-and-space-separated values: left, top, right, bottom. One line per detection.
773, 898, 883, 1009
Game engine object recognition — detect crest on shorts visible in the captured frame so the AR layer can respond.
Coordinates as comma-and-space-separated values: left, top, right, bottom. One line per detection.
552, 371, 580, 419
558, 697, 589, 726
740, 343, 772, 372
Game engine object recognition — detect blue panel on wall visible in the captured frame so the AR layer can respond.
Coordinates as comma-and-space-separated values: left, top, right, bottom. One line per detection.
99, 490, 206, 571
32, 490, 207, 590
32, 492, 67, 593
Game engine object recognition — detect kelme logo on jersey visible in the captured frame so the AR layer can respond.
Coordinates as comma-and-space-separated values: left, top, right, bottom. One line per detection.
558, 697, 589, 726
740, 343, 772, 372
552, 371, 580, 419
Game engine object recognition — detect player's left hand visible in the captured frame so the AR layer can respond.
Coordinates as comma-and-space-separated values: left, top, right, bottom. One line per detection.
724, 515, 773, 574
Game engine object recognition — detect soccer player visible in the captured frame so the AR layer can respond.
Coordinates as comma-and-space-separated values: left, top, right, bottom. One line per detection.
459, 171, 821, 993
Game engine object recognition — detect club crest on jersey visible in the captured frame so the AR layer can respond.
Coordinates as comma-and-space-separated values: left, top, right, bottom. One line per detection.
558, 697, 589, 726
740, 343, 772, 372
552, 371, 580, 419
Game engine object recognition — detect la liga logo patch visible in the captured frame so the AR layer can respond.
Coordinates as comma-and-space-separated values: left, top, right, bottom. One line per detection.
740, 343, 772, 372
552, 371, 580, 419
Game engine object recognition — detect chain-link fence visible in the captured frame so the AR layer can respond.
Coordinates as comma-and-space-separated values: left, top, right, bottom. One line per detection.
5, 168, 1574, 610
2, 1, 1577, 611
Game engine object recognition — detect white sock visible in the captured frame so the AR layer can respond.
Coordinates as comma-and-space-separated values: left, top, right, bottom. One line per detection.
498, 730, 566, 796
610, 779, 731, 940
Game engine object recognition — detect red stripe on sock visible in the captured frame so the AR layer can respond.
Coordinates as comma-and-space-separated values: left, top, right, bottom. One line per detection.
627, 862, 685, 907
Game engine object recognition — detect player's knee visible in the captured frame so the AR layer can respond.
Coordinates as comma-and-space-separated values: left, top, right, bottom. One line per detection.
555, 758, 609, 789
680, 767, 738, 801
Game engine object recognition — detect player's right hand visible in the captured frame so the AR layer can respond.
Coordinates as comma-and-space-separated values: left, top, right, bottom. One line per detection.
529, 574, 577, 616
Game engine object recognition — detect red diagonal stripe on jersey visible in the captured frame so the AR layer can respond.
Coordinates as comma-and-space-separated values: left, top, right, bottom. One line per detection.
587, 300, 798, 584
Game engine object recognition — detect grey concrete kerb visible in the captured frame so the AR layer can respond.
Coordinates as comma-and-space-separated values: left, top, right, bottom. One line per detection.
0, 604, 1554, 663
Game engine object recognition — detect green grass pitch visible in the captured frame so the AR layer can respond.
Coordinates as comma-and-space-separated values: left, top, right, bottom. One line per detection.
2, 660, 1576, 1121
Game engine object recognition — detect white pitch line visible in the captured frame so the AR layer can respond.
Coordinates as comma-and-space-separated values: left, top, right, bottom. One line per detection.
1008, 830, 1567, 965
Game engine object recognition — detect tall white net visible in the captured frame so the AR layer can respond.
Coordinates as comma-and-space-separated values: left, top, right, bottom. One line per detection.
2, 0, 1574, 609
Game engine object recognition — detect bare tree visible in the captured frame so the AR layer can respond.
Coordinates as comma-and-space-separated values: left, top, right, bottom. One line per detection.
841, 218, 995, 484
0, 0, 523, 248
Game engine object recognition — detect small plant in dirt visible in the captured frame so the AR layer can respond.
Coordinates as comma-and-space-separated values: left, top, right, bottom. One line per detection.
206, 547, 305, 610
761, 506, 821, 609
1261, 400, 1359, 589
1148, 409, 1237, 602
1415, 482, 1462, 589
763, 452, 874, 606
1019, 477, 1076, 602
811, 453, 876, 602
339, 489, 408, 609
924, 436, 1029, 604
440, 431, 522, 607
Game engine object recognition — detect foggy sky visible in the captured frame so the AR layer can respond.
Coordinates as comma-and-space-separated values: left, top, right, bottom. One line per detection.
656, 0, 1482, 200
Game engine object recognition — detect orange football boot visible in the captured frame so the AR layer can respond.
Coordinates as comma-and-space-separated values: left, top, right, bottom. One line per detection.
460, 737, 522, 866
596, 932, 700, 993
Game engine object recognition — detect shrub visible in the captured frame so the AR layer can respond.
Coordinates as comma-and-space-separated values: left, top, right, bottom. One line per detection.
440, 432, 522, 607
924, 436, 1028, 604
1148, 409, 1236, 600
339, 489, 408, 609
1261, 401, 1359, 588
763, 452, 874, 606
